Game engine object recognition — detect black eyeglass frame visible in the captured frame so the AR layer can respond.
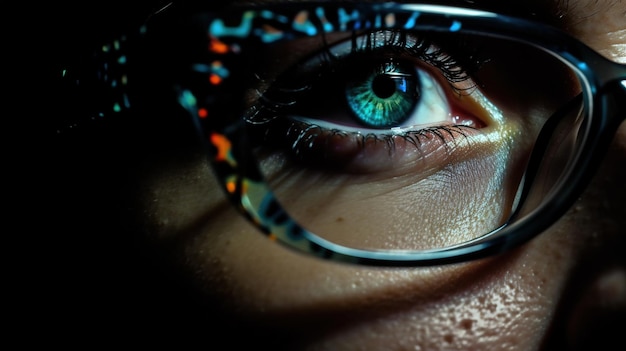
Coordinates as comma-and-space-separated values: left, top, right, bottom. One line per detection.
66, 2, 626, 266
178, 2, 626, 266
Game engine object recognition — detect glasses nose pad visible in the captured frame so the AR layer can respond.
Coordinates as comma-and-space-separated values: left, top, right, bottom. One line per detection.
511, 94, 585, 220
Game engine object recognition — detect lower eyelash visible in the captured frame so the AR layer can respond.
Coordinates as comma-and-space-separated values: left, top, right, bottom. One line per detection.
255, 120, 477, 167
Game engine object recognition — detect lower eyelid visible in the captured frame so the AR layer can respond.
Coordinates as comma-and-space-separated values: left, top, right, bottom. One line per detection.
259, 122, 492, 176
252, 82, 509, 176
255, 121, 525, 251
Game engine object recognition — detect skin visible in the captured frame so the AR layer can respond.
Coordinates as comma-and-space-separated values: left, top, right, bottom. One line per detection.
49, 0, 625, 349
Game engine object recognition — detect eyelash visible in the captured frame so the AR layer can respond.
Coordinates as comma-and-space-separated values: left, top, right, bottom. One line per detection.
283, 123, 474, 151
245, 29, 483, 161
347, 30, 474, 88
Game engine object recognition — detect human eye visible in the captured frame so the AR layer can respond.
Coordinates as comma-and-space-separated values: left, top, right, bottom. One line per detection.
246, 29, 494, 174
196, 8, 583, 253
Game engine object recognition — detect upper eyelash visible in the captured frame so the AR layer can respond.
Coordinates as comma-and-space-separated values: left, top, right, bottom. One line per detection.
243, 29, 485, 161
251, 29, 480, 120
246, 28, 487, 130
347, 30, 477, 90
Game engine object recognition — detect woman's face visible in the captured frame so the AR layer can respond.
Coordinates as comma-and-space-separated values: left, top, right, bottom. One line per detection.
128, 0, 626, 349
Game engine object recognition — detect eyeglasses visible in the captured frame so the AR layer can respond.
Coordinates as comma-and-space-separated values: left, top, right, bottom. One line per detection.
63, 2, 626, 266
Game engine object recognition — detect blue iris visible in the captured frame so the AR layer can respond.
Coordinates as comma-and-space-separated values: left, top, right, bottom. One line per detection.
345, 61, 421, 128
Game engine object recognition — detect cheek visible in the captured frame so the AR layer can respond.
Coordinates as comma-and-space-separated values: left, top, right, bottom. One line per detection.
288, 263, 558, 351
254, 130, 528, 251
134, 124, 625, 350
177, 201, 586, 350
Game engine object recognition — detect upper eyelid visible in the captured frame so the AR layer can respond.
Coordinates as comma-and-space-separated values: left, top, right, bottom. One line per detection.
247, 30, 483, 128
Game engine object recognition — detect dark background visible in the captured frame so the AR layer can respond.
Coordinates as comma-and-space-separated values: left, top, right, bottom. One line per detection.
28, 0, 221, 345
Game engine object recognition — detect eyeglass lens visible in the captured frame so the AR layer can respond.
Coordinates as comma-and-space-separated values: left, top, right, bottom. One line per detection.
243, 29, 586, 251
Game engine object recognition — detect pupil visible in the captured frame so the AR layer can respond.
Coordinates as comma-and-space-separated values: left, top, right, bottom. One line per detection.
371, 75, 397, 99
